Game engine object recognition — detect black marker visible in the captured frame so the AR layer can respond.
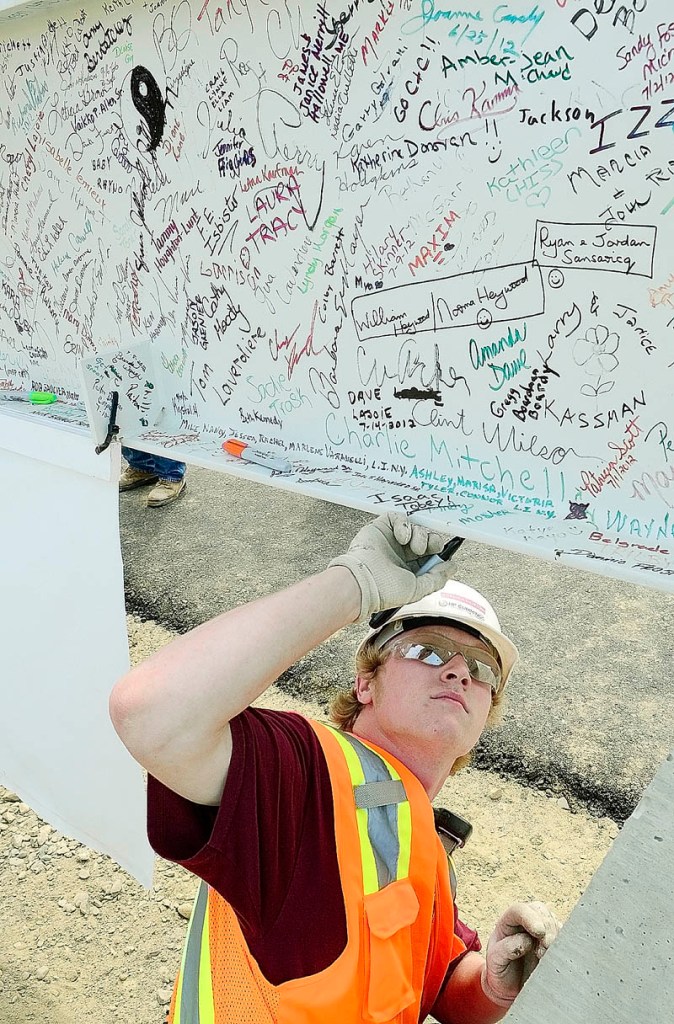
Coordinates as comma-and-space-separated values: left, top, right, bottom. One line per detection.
368, 536, 464, 630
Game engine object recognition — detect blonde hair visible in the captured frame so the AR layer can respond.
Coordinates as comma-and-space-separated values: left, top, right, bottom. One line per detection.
329, 638, 506, 775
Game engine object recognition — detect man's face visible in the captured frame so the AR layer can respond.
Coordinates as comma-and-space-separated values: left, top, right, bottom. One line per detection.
355, 624, 494, 758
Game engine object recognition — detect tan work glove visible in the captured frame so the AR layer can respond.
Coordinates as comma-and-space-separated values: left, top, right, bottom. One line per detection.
481, 901, 561, 1008
328, 512, 455, 622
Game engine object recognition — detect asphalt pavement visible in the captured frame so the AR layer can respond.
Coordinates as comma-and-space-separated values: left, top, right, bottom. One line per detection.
119, 465, 674, 822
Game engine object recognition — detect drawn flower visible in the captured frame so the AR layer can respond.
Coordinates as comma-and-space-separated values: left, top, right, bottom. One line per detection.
573, 325, 620, 374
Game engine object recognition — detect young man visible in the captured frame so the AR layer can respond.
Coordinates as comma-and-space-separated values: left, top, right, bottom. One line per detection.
110, 512, 558, 1023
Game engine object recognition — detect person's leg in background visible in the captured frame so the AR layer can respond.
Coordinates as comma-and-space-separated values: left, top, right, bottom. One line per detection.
120, 447, 187, 507
120, 447, 159, 490
146, 455, 186, 508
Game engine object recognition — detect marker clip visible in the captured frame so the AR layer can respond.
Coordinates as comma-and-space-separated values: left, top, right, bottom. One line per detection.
434, 807, 473, 856
95, 390, 120, 454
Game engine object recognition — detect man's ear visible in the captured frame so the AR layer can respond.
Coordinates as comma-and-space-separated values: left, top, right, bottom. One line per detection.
354, 671, 375, 706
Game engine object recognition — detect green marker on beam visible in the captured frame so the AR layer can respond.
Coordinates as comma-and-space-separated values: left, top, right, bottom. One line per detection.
0, 390, 58, 404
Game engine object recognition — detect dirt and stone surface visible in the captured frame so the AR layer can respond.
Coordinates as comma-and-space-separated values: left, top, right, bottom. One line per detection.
1, 613, 620, 1023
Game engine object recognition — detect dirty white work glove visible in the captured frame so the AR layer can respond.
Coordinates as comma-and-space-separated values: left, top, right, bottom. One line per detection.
328, 512, 455, 622
481, 901, 561, 1007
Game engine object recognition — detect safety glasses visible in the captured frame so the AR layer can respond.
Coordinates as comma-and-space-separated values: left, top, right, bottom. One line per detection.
388, 636, 502, 694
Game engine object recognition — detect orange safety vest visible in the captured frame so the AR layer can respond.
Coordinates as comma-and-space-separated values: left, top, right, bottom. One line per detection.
168, 719, 466, 1024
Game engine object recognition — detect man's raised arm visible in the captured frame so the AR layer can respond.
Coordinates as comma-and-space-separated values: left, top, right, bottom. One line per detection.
109, 513, 453, 806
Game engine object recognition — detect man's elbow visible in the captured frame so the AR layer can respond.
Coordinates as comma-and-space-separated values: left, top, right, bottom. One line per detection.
109, 668, 163, 765
109, 672, 134, 739
110, 668, 232, 805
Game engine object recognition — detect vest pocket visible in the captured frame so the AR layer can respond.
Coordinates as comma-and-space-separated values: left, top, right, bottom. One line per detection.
363, 880, 420, 1023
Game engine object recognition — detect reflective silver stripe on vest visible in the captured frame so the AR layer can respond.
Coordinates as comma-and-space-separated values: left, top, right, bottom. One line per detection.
340, 732, 405, 890
354, 779, 406, 809
179, 881, 209, 1024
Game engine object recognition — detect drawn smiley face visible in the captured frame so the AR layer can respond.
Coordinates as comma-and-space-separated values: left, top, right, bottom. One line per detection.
477, 308, 493, 330
548, 269, 565, 289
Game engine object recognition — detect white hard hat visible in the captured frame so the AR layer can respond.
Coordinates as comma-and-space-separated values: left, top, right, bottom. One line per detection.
358, 580, 519, 688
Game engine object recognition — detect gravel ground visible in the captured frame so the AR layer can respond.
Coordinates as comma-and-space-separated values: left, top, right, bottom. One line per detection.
0, 615, 619, 1023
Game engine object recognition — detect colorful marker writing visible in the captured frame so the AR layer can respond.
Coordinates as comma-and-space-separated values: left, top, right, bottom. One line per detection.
222, 438, 292, 474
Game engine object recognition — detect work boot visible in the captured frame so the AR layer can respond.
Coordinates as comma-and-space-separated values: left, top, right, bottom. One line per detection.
119, 466, 159, 491
146, 478, 187, 508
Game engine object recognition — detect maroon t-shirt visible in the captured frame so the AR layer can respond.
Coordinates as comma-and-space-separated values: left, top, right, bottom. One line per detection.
148, 708, 480, 988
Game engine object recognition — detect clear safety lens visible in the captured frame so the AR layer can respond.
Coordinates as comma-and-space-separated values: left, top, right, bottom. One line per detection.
391, 639, 502, 693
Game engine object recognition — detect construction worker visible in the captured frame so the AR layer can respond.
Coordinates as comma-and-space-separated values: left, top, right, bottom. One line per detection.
110, 512, 559, 1023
